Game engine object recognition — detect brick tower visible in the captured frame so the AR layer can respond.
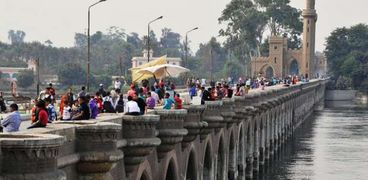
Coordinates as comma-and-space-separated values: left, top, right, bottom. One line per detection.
302, 0, 317, 79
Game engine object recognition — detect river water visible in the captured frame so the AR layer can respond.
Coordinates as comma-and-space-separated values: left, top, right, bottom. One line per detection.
260, 102, 368, 180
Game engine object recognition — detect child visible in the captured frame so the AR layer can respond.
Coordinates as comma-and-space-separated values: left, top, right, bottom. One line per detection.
62, 100, 72, 120
47, 101, 57, 123
163, 93, 175, 110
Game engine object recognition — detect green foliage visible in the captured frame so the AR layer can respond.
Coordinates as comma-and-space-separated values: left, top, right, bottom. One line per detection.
160, 28, 182, 57
195, 37, 227, 79
8, 30, 26, 44
17, 70, 34, 88
325, 24, 368, 90
58, 63, 87, 87
335, 76, 353, 90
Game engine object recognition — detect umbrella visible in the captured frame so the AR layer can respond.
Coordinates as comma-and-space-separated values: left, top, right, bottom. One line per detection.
137, 64, 190, 79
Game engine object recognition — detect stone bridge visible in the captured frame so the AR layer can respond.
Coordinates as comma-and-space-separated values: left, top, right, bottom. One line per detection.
0, 79, 327, 180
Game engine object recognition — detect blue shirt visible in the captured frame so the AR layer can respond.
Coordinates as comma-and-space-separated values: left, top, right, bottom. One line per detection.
163, 98, 175, 110
1, 111, 21, 132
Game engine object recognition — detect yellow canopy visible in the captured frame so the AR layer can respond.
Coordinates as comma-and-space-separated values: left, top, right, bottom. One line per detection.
130, 55, 167, 82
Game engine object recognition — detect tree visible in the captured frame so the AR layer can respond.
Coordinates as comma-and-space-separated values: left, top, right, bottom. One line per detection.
325, 24, 368, 90
17, 70, 34, 88
160, 28, 182, 57
74, 33, 87, 47
195, 37, 227, 79
58, 63, 87, 86
44, 40, 53, 47
8, 30, 26, 44
219, 0, 302, 75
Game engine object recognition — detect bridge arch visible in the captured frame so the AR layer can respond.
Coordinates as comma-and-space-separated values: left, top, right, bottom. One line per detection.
228, 129, 237, 180
237, 124, 245, 178
217, 135, 226, 180
164, 158, 179, 180
136, 161, 153, 180
185, 147, 198, 180
203, 139, 213, 180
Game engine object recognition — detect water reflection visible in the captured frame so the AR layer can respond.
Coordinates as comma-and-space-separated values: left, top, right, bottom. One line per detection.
259, 103, 368, 180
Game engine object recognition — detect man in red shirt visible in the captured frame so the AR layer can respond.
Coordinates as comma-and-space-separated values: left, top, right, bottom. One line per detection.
174, 94, 183, 109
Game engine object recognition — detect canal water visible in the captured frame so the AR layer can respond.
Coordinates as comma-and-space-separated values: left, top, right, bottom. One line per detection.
260, 102, 368, 180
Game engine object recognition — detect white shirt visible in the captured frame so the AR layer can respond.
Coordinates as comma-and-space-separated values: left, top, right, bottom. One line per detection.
114, 81, 122, 89
126, 101, 140, 113
62, 106, 72, 120
151, 91, 160, 103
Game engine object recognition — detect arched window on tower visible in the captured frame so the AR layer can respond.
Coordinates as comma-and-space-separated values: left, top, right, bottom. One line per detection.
274, 57, 277, 64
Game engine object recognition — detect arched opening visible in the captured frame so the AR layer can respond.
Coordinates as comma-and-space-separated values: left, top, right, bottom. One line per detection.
246, 124, 252, 156
265, 66, 274, 78
228, 132, 236, 180
217, 137, 226, 180
186, 151, 197, 180
290, 60, 299, 76
237, 127, 245, 178
139, 171, 149, 180
165, 159, 177, 180
203, 143, 213, 180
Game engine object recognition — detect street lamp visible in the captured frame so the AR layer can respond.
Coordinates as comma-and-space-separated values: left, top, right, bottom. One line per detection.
87, 0, 106, 92
147, 16, 163, 62
185, 27, 199, 68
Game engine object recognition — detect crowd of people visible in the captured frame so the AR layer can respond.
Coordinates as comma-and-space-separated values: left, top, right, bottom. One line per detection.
0, 75, 307, 133
187, 75, 308, 105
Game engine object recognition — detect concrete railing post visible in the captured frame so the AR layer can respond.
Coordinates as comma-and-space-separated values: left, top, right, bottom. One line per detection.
202, 101, 226, 134
182, 105, 207, 149
122, 115, 161, 174
221, 98, 237, 128
153, 109, 188, 159
0, 134, 65, 180
76, 122, 124, 180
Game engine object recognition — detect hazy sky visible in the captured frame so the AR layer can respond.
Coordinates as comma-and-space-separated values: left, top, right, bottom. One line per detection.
1, 0, 367, 52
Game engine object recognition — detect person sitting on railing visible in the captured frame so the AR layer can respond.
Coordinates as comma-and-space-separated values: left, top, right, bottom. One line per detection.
163, 93, 175, 110
201, 87, 212, 105
125, 96, 140, 116
72, 96, 90, 120
61, 100, 72, 120
146, 92, 156, 110
174, 93, 183, 110
1, 103, 21, 132
28, 100, 48, 129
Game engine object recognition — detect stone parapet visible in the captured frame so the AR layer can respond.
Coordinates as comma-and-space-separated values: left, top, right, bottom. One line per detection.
152, 109, 188, 158
202, 101, 226, 134
0, 134, 65, 180
182, 105, 207, 148
122, 115, 161, 174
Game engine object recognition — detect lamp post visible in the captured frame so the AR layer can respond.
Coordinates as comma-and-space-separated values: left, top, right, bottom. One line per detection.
147, 16, 163, 62
184, 27, 199, 68
87, 0, 106, 92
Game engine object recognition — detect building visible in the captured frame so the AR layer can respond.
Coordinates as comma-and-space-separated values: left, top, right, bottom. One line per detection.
131, 50, 182, 68
0, 59, 37, 81
251, 0, 324, 79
